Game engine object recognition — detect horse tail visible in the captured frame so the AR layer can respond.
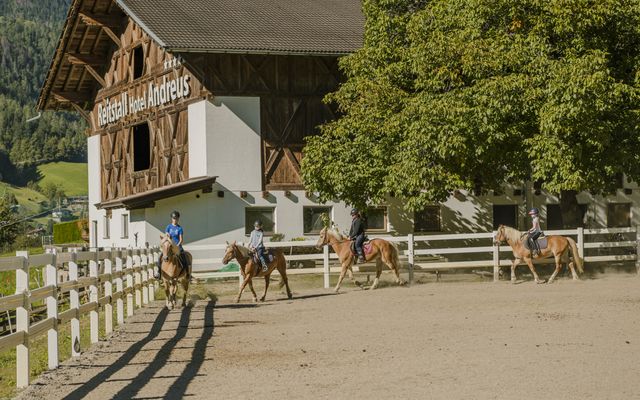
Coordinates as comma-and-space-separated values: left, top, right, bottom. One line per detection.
567, 237, 584, 273
276, 250, 287, 288
389, 240, 401, 268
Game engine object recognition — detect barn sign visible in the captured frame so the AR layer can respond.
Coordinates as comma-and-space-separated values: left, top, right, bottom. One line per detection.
97, 73, 192, 127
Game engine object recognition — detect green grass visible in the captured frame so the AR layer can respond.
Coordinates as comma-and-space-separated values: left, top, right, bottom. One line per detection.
37, 162, 88, 196
0, 182, 47, 216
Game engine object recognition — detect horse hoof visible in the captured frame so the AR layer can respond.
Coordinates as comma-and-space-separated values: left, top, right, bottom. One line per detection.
536, 280, 546, 284
287, 294, 293, 299
253, 298, 258, 303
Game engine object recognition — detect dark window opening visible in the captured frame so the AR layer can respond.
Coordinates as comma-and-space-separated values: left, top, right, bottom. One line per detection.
546, 204, 588, 230
245, 208, 276, 235
365, 207, 387, 232
414, 206, 441, 232
132, 123, 151, 172
303, 207, 331, 234
132, 46, 144, 80
492, 205, 517, 230
607, 203, 631, 228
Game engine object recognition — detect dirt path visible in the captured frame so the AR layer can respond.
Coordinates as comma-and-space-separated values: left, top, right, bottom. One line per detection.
15, 275, 640, 400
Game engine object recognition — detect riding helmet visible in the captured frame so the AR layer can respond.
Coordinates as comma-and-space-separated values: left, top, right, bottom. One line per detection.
350, 208, 359, 216
171, 210, 180, 219
528, 208, 539, 216
254, 219, 263, 227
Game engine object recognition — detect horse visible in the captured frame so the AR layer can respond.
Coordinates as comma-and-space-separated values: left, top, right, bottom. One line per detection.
493, 225, 583, 284
316, 226, 405, 292
222, 241, 292, 303
159, 233, 192, 309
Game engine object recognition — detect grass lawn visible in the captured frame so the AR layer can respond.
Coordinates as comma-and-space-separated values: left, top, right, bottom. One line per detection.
37, 162, 88, 196
0, 182, 47, 216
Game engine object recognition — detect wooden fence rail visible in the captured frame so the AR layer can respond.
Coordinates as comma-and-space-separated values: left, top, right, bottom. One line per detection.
0, 247, 160, 389
187, 227, 640, 288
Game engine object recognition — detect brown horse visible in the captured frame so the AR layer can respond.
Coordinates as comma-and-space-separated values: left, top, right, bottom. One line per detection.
316, 226, 405, 292
493, 225, 583, 284
222, 241, 292, 303
160, 233, 192, 309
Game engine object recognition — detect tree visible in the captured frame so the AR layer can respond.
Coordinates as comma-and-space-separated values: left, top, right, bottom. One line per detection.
302, 0, 640, 228
0, 194, 20, 245
40, 181, 66, 206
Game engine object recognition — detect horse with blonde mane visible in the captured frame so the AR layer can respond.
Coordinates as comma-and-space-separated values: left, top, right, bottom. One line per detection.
159, 233, 192, 309
316, 226, 405, 292
494, 225, 583, 284
222, 241, 292, 303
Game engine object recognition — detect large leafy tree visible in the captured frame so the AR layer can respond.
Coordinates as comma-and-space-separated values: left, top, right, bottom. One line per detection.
302, 0, 640, 227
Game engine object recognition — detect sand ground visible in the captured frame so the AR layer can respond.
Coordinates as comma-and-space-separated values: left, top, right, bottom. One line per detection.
14, 274, 640, 400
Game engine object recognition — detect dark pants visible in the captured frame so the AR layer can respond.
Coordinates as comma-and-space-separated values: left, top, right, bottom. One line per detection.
256, 246, 268, 267
353, 234, 365, 257
157, 249, 190, 275
528, 231, 541, 254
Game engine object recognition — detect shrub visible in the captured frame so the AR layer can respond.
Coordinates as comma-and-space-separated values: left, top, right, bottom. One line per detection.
53, 219, 87, 244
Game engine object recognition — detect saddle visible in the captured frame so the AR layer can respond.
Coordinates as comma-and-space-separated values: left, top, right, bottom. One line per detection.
250, 249, 274, 265
522, 235, 548, 251
350, 238, 373, 256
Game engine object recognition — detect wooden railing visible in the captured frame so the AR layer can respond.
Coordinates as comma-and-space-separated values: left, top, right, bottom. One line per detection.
187, 227, 640, 287
0, 247, 160, 388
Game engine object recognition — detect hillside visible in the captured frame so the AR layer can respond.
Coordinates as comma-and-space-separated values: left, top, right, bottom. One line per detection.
38, 162, 88, 196
0, 181, 47, 216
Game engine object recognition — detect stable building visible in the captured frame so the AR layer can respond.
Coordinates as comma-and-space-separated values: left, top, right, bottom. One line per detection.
39, 0, 640, 260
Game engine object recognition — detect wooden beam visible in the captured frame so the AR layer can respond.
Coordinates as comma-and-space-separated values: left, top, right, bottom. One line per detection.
51, 90, 91, 104
67, 53, 104, 66
67, 54, 106, 87
79, 11, 121, 47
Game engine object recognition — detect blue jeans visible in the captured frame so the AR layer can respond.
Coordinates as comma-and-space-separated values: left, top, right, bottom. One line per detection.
256, 246, 268, 267
354, 234, 365, 257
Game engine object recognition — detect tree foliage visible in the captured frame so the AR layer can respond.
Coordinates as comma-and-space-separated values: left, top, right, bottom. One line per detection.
302, 0, 640, 213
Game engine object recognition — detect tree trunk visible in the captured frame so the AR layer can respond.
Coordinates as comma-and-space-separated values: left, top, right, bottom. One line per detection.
559, 190, 581, 229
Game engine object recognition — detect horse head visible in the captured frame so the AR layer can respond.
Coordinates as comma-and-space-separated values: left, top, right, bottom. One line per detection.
222, 240, 238, 264
316, 227, 328, 249
160, 233, 177, 262
493, 225, 505, 245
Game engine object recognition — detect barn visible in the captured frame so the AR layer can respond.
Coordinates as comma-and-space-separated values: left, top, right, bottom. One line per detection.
39, 0, 640, 257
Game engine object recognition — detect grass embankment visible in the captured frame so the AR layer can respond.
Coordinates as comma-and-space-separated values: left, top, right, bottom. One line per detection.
0, 182, 47, 216
37, 162, 87, 196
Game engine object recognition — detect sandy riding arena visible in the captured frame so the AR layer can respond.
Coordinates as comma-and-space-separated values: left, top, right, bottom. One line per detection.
15, 275, 640, 400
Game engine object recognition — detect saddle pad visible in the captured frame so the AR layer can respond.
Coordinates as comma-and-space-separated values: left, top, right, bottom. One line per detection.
252, 252, 274, 264
523, 236, 548, 250
351, 240, 373, 255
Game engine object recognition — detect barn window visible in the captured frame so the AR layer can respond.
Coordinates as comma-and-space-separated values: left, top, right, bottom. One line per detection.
103, 215, 110, 239
245, 208, 275, 235
607, 203, 631, 228
121, 214, 129, 239
365, 207, 388, 232
132, 123, 151, 171
546, 204, 588, 229
492, 205, 517, 230
414, 206, 441, 232
303, 207, 331, 234
132, 45, 144, 80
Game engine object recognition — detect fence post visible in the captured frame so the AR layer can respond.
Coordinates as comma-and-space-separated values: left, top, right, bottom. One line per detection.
115, 252, 124, 324
148, 249, 155, 302
133, 252, 142, 308
577, 227, 585, 260
45, 250, 59, 370
126, 250, 134, 317
103, 252, 113, 336
636, 226, 640, 275
407, 234, 414, 284
89, 253, 99, 344
141, 251, 149, 305
68, 251, 81, 357
323, 245, 330, 289
492, 232, 500, 282
15, 251, 29, 388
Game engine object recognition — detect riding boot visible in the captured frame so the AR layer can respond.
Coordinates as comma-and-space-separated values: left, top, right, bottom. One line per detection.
358, 252, 365, 263
260, 256, 268, 272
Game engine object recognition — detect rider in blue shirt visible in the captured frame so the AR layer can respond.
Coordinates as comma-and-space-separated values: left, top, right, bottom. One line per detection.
155, 211, 191, 280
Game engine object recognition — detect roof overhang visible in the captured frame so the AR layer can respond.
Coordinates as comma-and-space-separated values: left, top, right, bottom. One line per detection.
96, 176, 217, 210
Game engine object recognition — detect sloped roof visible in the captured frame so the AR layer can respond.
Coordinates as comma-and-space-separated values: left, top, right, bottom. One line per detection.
117, 0, 364, 55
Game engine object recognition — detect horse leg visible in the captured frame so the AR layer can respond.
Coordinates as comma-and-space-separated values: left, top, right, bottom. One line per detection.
370, 259, 383, 290
548, 254, 563, 284
170, 281, 178, 308
383, 251, 405, 286
276, 260, 292, 299
568, 261, 579, 280
181, 277, 189, 307
163, 278, 172, 310
525, 258, 545, 284
248, 281, 258, 302
510, 258, 520, 283
236, 275, 252, 303
260, 274, 270, 302
334, 263, 350, 293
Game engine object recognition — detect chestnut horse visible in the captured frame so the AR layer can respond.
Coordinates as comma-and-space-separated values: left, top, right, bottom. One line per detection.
222, 241, 292, 303
160, 233, 192, 309
493, 225, 583, 284
316, 226, 405, 292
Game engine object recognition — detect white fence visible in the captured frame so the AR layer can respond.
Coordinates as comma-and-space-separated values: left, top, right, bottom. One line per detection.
187, 227, 640, 287
0, 247, 159, 388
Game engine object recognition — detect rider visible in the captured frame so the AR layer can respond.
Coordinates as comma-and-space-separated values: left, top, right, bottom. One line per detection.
349, 208, 366, 263
155, 211, 191, 280
527, 207, 543, 257
249, 220, 269, 272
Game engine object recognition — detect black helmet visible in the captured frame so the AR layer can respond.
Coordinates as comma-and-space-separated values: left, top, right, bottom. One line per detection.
528, 208, 539, 216
254, 219, 262, 227
350, 208, 359, 216
171, 210, 180, 219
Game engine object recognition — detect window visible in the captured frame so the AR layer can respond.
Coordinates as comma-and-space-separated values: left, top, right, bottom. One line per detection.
132, 45, 144, 79
132, 123, 151, 171
492, 205, 517, 229
245, 208, 275, 235
546, 204, 588, 229
121, 214, 129, 238
91, 220, 98, 247
303, 207, 331, 234
414, 206, 441, 232
607, 203, 631, 228
365, 207, 387, 232
103, 215, 110, 239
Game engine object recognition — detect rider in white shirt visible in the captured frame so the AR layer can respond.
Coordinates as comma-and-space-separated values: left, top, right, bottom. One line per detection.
527, 208, 542, 256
